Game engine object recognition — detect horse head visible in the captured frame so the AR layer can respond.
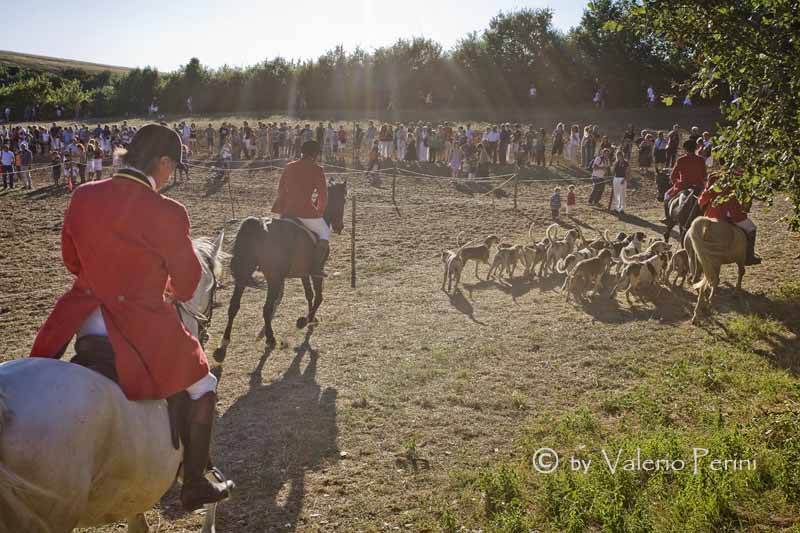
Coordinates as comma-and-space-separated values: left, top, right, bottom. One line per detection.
325, 179, 348, 235
182, 231, 229, 345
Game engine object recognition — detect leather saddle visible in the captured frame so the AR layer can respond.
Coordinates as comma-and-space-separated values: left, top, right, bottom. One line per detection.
71, 335, 190, 451
266, 217, 318, 245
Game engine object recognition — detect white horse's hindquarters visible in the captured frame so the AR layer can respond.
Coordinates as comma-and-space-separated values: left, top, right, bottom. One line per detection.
0, 358, 180, 529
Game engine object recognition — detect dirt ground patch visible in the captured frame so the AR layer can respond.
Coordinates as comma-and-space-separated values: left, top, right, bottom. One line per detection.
2, 119, 799, 532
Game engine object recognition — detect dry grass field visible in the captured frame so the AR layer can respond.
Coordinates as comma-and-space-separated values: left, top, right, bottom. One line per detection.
1, 112, 799, 532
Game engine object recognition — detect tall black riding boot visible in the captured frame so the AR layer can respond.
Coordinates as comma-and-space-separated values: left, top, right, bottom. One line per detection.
745, 229, 762, 266
660, 200, 670, 224
311, 240, 330, 279
180, 392, 235, 511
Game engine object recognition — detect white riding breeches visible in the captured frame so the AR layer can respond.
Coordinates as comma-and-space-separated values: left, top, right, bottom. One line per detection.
298, 217, 330, 241
77, 306, 219, 400
186, 372, 218, 400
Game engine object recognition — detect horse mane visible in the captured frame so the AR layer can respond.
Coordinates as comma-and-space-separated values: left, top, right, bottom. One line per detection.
193, 234, 230, 280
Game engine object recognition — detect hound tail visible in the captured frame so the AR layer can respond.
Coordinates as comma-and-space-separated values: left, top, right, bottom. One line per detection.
555, 256, 573, 274
546, 223, 559, 243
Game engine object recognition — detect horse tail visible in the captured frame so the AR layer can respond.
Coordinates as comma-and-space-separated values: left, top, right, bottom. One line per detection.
230, 217, 268, 288
0, 388, 60, 533
688, 218, 721, 291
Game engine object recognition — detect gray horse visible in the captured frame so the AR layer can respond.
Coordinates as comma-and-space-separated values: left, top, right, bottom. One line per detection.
0, 233, 226, 533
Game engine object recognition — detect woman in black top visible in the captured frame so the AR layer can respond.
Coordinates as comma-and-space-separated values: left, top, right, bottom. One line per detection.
610, 150, 629, 214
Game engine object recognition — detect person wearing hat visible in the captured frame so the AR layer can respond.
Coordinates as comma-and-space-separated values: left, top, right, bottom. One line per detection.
29, 124, 235, 511
698, 172, 761, 265
660, 138, 707, 223
271, 140, 330, 277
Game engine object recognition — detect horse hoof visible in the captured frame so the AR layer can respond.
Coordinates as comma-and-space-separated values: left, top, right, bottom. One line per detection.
213, 347, 227, 363
296, 317, 308, 329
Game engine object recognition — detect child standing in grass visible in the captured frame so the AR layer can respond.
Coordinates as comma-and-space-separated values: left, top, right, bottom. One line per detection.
566, 184, 576, 215
550, 187, 561, 219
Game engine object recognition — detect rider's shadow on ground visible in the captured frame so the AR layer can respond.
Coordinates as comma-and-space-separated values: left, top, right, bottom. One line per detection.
212, 331, 339, 531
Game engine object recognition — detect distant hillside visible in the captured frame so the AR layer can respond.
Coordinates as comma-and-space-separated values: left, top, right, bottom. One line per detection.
0, 50, 131, 75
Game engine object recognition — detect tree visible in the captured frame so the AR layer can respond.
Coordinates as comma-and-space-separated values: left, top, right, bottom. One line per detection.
635, 0, 800, 229
482, 8, 567, 105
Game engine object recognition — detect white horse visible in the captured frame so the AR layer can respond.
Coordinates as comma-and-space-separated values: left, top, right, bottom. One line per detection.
0, 231, 228, 533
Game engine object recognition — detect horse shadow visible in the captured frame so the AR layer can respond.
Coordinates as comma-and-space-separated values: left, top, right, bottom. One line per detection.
25, 184, 71, 199
577, 279, 697, 325
210, 329, 339, 531
619, 212, 672, 237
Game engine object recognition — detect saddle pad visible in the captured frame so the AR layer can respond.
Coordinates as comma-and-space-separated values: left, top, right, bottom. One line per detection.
267, 217, 318, 245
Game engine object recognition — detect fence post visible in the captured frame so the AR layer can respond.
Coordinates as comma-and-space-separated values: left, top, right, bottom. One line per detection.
227, 171, 237, 221
350, 195, 356, 289
513, 174, 518, 211
392, 162, 397, 205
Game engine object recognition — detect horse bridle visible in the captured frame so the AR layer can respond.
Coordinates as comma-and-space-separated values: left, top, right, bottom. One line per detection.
175, 255, 218, 348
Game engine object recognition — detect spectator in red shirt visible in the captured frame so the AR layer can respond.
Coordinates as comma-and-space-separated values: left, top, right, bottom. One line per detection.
271, 140, 330, 277
698, 172, 761, 265
661, 139, 707, 222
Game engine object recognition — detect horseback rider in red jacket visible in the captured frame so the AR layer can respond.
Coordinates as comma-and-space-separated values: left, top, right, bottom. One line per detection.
30, 124, 234, 511
271, 140, 330, 277
660, 139, 707, 223
698, 172, 762, 265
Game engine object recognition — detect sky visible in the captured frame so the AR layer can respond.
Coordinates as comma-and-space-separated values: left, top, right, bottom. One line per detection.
0, 0, 588, 72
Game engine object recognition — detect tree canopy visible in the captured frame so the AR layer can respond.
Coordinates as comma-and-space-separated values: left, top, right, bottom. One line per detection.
634, 0, 800, 228
2, 3, 691, 118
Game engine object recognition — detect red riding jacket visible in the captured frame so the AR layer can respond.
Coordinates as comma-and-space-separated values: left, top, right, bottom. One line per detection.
668, 153, 707, 197
698, 173, 747, 223
30, 171, 209, 400
271, 159, 327, 218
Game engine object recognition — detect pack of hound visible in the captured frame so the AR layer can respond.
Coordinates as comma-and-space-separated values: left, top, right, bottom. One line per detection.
443, 223, 696, 304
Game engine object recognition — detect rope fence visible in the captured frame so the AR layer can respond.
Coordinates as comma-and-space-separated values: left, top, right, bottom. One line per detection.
0, 147, 641, 298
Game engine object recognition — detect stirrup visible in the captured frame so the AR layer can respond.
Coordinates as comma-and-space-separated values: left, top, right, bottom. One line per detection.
181, 472, 235, 511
